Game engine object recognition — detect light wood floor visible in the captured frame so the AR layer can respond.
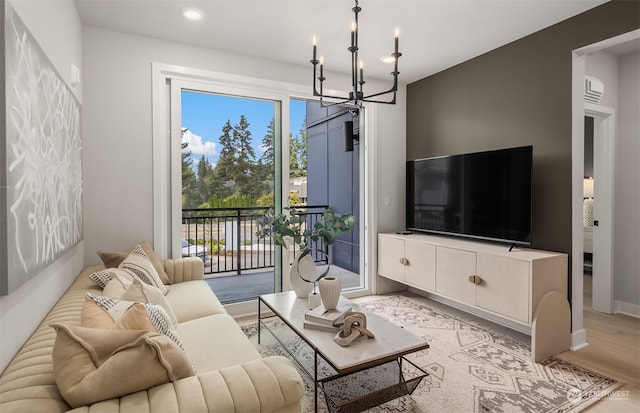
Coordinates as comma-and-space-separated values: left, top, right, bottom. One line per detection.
555, 274, 640, 412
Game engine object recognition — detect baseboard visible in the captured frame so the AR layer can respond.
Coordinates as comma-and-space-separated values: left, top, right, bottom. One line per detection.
613, 300, 640, 318
227, 299, 259, 318
570, 328, 589, 351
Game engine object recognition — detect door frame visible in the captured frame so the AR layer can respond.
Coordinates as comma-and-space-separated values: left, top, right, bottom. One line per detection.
570, 28, 639, 350
151, 63, 376, 316
586, 105, 616, 314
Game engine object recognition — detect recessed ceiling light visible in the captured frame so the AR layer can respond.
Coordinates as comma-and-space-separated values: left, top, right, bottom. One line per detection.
380, 55, 396, 64
182, 7, 204, 21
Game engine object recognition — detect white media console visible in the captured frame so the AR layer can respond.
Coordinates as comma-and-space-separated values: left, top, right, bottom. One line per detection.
377, 233, 570, 362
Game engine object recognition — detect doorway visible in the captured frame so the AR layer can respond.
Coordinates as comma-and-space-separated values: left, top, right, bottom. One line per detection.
583, 107, 616, 314
571, 28, 640, 350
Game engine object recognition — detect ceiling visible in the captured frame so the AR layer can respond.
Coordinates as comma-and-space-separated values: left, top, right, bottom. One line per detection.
74, 0, 610, 84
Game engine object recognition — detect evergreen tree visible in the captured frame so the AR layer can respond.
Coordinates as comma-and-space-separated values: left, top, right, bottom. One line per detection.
298, 118, 308, 172
196, 154, 215, 206
260, 118, 275, 169
233, 115, 257, 197
181, 129, 199, 208
289, 118, 307, 178
212, 120, 236, 199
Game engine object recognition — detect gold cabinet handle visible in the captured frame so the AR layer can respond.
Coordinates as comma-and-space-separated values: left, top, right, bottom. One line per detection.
400, 257, 409, 265
468, 275, 482, 285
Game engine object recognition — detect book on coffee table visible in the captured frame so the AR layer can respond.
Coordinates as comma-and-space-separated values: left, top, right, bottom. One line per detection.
303, 319, 341, 332
305, 303, 352, 327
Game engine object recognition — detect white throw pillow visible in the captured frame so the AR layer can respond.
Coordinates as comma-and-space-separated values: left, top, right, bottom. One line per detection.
118, 244, 169, 295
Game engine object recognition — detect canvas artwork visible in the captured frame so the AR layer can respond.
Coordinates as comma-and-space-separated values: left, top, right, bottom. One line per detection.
1, 4, 83, 295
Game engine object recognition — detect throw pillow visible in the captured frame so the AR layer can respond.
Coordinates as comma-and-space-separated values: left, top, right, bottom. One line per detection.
51, 323, 193, 408
88, 269, 116, 289
96, 250, 128, 268
119, 244, 169, 295
120, 278, 178, 326
84, 293, 183, 349
97, 240, 170, 284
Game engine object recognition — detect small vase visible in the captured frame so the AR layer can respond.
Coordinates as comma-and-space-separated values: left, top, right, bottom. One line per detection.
319, 277, 342, 310
290, 251, 315, 298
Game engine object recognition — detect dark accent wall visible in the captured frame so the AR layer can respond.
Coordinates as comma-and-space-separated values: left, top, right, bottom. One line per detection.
306, 102, 360, 273
407, 0, 639, 254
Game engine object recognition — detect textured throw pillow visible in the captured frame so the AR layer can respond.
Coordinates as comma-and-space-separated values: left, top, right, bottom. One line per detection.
119, 244, 169, 295
121, 278, 178, 326
51, 323, 193, 408
97, 241, 170, 284
101, 270, 134, 297
88, 269, 116, 289
84, 293, 183, 349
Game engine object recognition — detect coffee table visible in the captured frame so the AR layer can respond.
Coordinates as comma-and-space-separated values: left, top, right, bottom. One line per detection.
258, 291, 429, 412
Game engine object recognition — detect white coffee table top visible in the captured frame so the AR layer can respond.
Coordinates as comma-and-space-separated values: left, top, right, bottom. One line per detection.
260, 291, 429, 374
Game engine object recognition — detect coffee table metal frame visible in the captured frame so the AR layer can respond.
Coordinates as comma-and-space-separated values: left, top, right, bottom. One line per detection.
258, 291, 429, 412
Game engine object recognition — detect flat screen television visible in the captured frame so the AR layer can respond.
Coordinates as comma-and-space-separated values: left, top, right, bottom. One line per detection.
406, 145, 532, 246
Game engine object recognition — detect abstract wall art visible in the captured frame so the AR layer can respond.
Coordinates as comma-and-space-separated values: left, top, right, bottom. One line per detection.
1, 3, 83, 295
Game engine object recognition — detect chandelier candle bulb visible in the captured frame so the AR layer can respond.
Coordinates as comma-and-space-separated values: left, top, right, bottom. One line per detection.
395, 29, 399, 53
312, 36, 317, 61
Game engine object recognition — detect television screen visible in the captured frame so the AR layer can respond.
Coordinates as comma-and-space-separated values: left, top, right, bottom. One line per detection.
406, 146, 532, 246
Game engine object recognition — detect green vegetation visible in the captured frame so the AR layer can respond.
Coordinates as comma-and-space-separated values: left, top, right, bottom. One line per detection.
182, 116, 307, 209
256, 207, 355, 253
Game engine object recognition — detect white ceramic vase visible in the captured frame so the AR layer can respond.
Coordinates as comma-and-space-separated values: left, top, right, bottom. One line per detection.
290, 251, 315, 298
319, 276, 342, 310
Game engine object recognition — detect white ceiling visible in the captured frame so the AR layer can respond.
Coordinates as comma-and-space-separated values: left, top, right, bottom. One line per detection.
74, 0, 610, 84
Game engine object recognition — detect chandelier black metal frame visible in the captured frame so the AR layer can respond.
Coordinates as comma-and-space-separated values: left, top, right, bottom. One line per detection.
310, 0, 402, 107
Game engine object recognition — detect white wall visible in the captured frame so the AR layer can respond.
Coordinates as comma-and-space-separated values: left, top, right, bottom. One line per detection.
613, 51, 639, 313
585, 49, 640, 314
1, 0, 84, 373
1, 5, 405, 372
81, 26, 406, 265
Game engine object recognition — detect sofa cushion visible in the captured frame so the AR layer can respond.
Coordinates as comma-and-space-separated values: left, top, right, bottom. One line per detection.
51, 324, 194, 408
177, 313, 261, 374
84, 294, 183, 349
97, 240, 170, 284
165, 280, 226, 323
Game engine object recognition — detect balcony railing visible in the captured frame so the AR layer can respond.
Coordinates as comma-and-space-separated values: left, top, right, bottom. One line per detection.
181, 205, 328, 276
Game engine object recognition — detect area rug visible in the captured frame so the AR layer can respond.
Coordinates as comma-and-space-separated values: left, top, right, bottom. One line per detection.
241, 294, 621, 412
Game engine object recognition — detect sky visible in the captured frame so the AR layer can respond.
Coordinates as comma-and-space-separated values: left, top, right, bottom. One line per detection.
181, 91, 306, 167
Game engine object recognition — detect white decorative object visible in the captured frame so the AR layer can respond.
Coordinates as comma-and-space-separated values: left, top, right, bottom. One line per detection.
333, 311, 375, 347
583, 198, 594, 227
584, 75, 604, 104
290, 251, 315, 298
319, 277, 342, 310
308, 291, 321, 309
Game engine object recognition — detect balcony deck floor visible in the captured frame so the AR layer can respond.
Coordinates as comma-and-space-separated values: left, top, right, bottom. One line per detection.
205, 266, 360, 304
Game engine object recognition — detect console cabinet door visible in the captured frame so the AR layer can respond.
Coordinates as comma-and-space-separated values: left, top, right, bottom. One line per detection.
476, 253, 530, 323
404, 240, 436, 291
377, 235, 406, 282
435, 247, 476, 306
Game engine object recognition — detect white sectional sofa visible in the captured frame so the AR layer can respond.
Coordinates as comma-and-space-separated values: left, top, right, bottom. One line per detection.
0, 248, 304, 413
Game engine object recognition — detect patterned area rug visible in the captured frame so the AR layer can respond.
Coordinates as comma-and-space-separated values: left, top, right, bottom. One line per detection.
241, 294, 621, 412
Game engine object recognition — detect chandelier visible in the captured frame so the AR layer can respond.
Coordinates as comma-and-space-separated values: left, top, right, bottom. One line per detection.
310, 0, 402, 107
